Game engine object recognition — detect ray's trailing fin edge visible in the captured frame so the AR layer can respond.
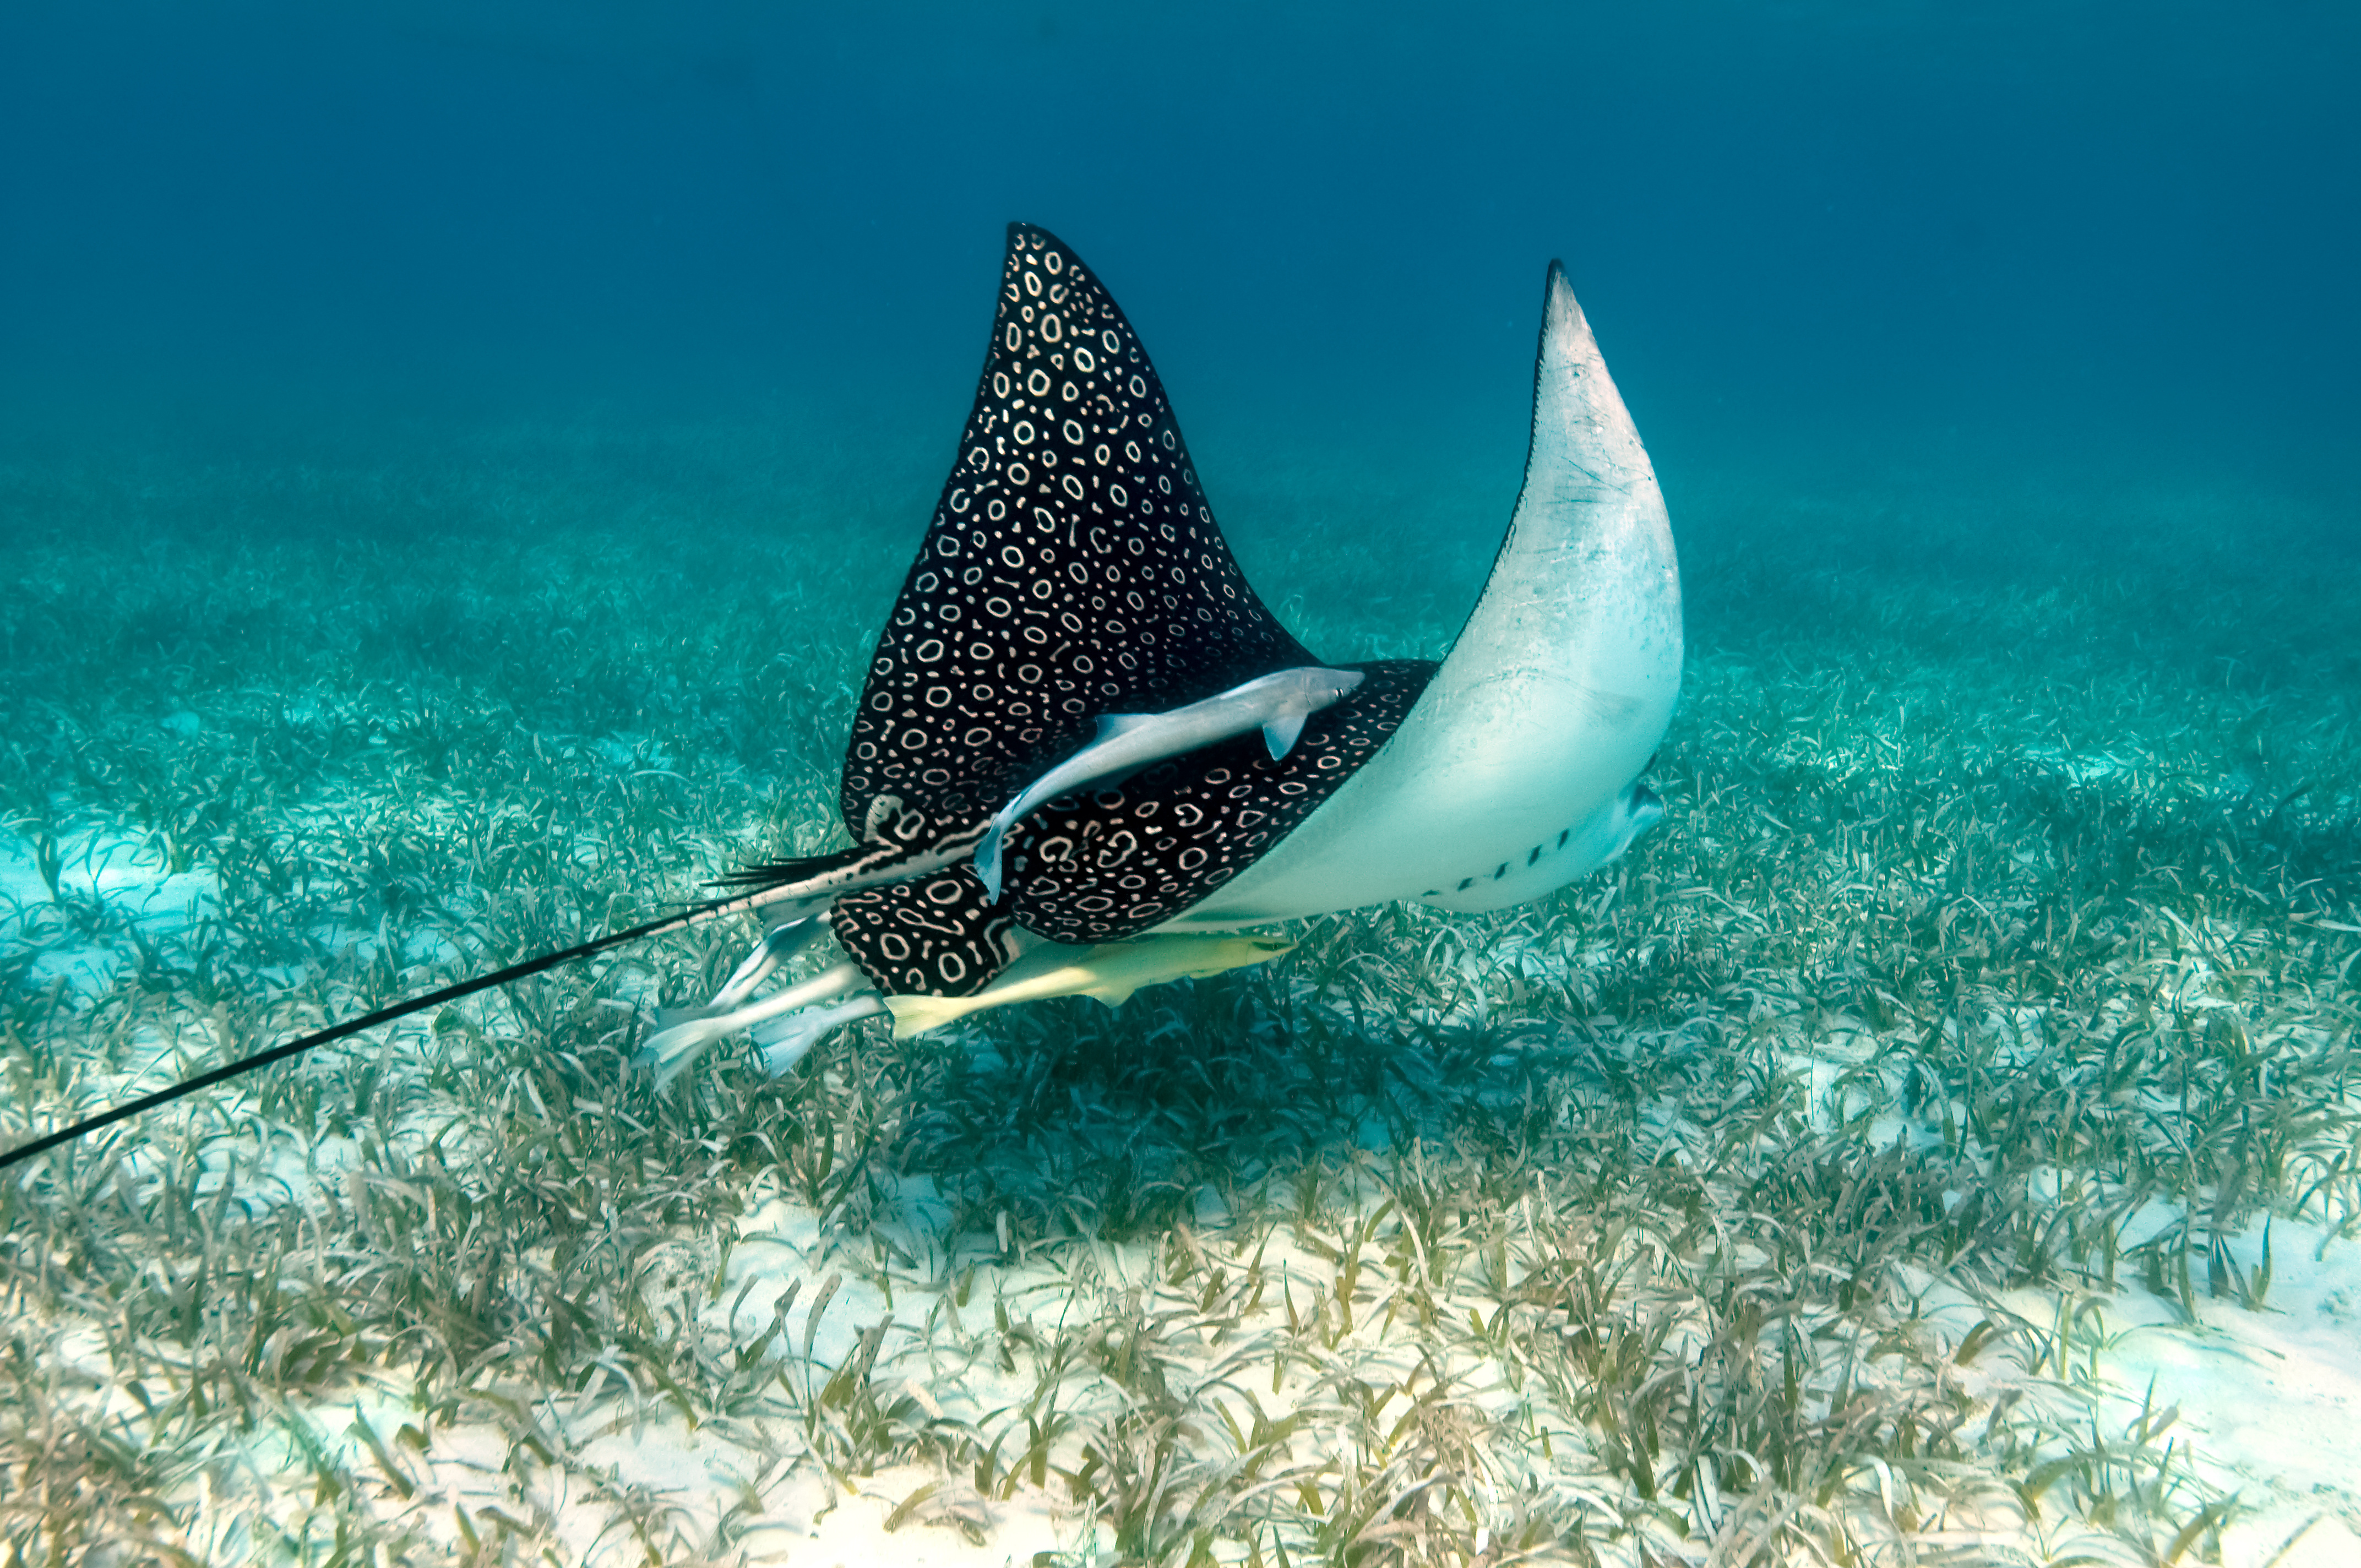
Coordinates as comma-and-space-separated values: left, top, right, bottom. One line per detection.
0, 221, 1681, 1171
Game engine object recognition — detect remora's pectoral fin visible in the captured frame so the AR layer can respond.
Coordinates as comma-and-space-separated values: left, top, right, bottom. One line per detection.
1261, 711, 1306, 759
750, 993, 886, 1076
975, 824, 1011, 903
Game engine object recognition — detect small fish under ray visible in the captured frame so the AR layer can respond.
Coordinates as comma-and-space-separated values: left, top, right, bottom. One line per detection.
878, 934, 1297, 1041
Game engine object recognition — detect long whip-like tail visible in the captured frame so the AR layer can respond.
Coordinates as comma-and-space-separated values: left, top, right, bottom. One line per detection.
0, 883, 797, 1175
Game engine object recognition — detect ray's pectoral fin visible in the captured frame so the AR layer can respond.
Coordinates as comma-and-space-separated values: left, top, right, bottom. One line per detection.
1149, 259, 1683, 932
824, 223, 1411, 995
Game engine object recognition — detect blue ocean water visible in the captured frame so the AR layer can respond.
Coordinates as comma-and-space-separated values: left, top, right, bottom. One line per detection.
9, 8, 2361, 1561
5, 1, 2354, 500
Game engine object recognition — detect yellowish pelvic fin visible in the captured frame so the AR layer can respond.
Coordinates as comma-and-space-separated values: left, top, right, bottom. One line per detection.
884, 934, 1293, 1039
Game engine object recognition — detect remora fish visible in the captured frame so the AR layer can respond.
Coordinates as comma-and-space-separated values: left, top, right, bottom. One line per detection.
881, 934, 1296, 1040
973, 666, 1367, 901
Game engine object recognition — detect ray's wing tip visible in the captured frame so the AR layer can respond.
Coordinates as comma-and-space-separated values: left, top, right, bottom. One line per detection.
1537, 261, 1592, 346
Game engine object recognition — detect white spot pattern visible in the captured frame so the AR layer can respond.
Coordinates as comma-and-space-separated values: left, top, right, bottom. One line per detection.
841, 224, 1307, 839
825, 225, 1435, 997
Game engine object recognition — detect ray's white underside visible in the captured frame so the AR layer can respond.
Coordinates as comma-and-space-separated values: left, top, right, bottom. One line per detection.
1155, 263, 1683, 932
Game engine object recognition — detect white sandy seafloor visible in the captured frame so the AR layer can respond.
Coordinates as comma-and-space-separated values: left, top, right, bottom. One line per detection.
1908, 1206, 2361, 1568
8, 820, 2361, 1567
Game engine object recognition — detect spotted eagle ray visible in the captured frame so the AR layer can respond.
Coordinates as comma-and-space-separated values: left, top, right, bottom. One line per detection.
654, 221, 1683, 1074
0, 222, 1680, 1170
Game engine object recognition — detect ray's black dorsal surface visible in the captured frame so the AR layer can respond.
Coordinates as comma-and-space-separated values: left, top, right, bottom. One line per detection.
843, 224, 1315, 846
822, 225, 1434, 997
831, 657, 1433, 995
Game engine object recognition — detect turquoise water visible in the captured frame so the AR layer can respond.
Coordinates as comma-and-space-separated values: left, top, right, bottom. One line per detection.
3, 5, 2357, 1564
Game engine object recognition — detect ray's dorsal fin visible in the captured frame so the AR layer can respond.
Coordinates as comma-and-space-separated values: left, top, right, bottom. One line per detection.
718, 831, 981, 910
839, 222, 1310, 850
